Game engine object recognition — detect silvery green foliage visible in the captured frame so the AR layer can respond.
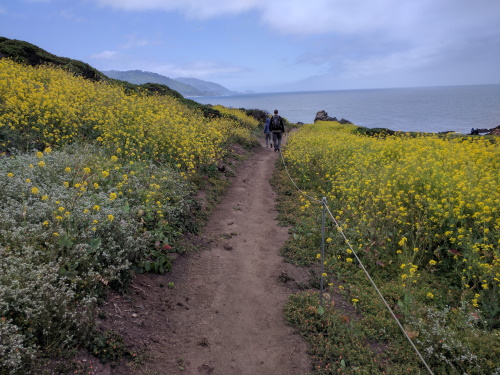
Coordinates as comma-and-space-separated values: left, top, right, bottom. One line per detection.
0, 246, 95, 351
0, 145, 196, 372
408, 305, 498, 374
0, 317, 35, 374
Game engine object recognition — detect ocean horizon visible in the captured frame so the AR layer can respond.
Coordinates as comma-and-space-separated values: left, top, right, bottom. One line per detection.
192, 84, 500, 134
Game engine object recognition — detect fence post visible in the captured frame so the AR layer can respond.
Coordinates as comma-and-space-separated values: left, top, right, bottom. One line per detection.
320, 197, 327, 310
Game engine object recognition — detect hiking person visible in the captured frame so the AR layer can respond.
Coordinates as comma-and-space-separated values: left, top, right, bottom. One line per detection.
264, 117, 272, 148
269, 109, 285, 152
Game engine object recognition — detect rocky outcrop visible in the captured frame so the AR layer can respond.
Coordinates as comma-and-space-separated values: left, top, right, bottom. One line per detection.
314, 110, 353, 124
339, 118, 353, 124
314, 110, 337, 122
470, 125, 500, 135
489, 125, 500, 136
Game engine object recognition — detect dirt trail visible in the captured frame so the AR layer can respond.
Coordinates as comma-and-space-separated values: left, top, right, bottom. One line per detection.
156, 142, 310, 375
96, 141, 311, 375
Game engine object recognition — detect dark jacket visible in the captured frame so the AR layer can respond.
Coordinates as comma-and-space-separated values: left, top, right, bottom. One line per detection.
270, 115, 284, 133
264, 118, 271, 134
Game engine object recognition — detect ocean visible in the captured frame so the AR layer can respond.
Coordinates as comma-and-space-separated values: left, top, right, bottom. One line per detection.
192, 84, 500, 134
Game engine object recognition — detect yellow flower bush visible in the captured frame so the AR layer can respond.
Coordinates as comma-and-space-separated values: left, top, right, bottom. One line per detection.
281, 122, 500, 373
213, 105, 259, 129
284, 122, 499, 300
0, 59, 254, 173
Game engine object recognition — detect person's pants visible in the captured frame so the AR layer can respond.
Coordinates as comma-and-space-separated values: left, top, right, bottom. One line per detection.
265, 133, 271, 146
272, 132, 282, 150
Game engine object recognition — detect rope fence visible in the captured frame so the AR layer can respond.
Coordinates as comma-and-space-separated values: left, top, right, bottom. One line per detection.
277, 148, 434, 375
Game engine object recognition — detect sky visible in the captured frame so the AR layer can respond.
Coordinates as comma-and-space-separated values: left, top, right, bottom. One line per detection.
1, 0, 500, 93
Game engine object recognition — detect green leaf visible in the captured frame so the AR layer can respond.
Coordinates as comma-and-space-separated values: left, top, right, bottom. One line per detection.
58, 234, 74, 249
318, 305, 325, 315
89, 238, 101, 251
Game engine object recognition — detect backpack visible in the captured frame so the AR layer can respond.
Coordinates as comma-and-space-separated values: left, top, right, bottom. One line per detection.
270, 115, 281, 131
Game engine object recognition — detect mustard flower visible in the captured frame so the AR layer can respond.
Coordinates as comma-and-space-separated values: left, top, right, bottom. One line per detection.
31, 187, 39, 194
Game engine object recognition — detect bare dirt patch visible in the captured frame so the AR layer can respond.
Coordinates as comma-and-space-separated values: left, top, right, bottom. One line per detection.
92, 142, 311, 375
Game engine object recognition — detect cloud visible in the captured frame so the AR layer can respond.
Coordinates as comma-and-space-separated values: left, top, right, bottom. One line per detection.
94, 0, 258, 18
59, 8, 84, 22
94, 0, 500, 40
341, 46, 441, 78
90, 50, 119, 60
150, 60, 249, 78
91, 0, 500, 88
121, 34, 159, 49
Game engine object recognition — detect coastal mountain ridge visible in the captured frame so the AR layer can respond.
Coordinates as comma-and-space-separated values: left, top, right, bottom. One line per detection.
175, 77, 239, 96
102, 70, 238, 97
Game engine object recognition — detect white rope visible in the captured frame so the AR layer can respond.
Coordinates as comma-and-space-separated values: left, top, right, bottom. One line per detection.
324, 204, 434, 375
278, 149, 322, 203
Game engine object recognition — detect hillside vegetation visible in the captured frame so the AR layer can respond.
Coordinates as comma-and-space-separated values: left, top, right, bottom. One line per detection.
0, 55, 261, 374
275, 122, 499, 374
0, 37, 220, 116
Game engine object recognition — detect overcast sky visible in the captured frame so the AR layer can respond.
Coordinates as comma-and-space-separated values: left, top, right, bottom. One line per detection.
1, 0, 500, 92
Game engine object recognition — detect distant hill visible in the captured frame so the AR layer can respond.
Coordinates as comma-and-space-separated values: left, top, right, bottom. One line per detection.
103, 70, 238, 97
102, 70, 205, 97
175, 77, 239, 96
